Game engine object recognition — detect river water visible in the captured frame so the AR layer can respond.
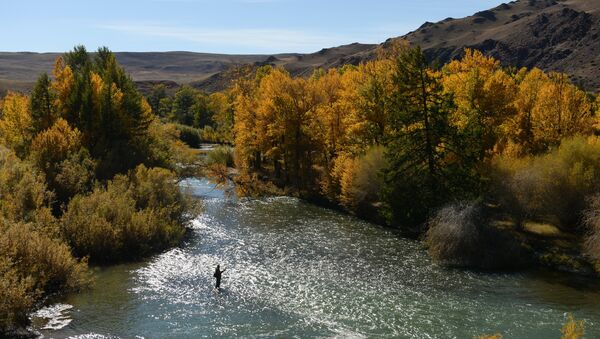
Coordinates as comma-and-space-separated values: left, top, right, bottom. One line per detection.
31, 178, 600, 338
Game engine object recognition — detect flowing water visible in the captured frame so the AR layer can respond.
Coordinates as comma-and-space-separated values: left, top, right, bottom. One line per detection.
31, 178, 600, 338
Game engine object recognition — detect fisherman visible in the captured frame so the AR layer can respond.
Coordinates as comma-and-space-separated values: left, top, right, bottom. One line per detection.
213, 265, 226, 289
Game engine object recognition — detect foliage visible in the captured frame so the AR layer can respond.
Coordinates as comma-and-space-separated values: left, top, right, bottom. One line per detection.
0, 146, 53, 225
0, 222, 90, 331
582, 195, 600, 262
0, 46, 200, 333
171, 86, 204, 126
61, 165, 196, 263
205, 146, 235, 168
29, 118, 94, 207
0, 92, 33, 157
492, 136, 600, 229
174, 123, 203, 148
442, 49, 517, 160
333, 145, 386, 214
51, 46, 158, 179
30, 73, 58, 133
382, 45, 479, 231
0, 257, 34, 333
561, 314, 585, 339
147, 84, 167, 117
228, 44, 598, 235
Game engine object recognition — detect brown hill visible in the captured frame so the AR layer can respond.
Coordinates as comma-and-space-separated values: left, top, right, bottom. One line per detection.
398, 0, 600, 91
193, 0, 600, 93
0, 44, 375, 96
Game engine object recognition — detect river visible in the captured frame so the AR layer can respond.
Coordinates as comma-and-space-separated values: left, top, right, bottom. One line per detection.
31, 178, 600, 338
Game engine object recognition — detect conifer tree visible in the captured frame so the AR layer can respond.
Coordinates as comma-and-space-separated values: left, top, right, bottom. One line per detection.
382, 46, 465, 230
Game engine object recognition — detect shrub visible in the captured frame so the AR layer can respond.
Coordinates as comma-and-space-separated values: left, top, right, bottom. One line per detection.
199, 125, 220, 143
425, 201, 528, 269
173, 123, 203, 148
0, 258, 34, 333
582, 195, 600, 261
491, 136, 600, 229
561, 314, 585, 339
61, 165, 196, 263
0, 146, 53, 224
333, 146, 387, 215
205, 146, 234, 168
29, 119, 95, 207
0, 222, 89, 332
146, 121, 200, 178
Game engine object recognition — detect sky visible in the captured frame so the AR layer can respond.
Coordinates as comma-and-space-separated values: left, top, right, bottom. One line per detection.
3, 0, 504, 54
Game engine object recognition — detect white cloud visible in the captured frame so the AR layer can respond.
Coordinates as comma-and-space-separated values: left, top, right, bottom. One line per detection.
98, 23, 345, 52
150, 0, 283, 3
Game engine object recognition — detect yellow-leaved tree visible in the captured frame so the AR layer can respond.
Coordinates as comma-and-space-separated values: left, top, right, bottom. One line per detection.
531, 73, 593, 149
442, 49, 517, 160
0, 92, 34, 157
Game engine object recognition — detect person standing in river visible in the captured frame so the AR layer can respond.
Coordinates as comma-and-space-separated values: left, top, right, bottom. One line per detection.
213, 265, 226, 289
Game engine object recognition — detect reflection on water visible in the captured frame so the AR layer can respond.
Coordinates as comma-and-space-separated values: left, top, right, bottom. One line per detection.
33, 178, 600, 338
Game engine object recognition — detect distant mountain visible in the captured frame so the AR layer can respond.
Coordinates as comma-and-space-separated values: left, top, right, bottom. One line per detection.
398, 0, 600, 91
0, 44, 376, 95
1, 0, 598, 95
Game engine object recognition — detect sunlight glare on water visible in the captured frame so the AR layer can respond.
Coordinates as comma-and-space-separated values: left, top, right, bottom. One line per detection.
33, 178, 600, 338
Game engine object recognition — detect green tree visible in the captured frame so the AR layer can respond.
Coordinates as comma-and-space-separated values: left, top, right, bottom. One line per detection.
382, 46, 468, 232
52, 46, 155, 178
30, 73, 57, 133
171, 86, 198, 126
147, 84, 167, 116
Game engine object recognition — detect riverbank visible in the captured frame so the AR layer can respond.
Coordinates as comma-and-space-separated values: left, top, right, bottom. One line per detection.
230, 173, 598, 279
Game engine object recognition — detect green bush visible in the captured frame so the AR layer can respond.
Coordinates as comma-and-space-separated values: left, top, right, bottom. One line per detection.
491, 136, 600, 229
174, 123, 203, 148
61, 165, 197, 263
425, 201, 529, 269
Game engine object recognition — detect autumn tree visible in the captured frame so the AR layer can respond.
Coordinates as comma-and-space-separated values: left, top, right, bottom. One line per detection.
442, 49, 517, 160
52, 46, 156, 178
209, 92, 234, 143
0, 92, 33, 157
530, 72, 593, 149
233, 66, 271, 172
254, 68, 320, 187
29, 119, 94, 208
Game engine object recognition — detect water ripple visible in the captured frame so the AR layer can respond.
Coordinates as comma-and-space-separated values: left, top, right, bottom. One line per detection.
32, 179, 600, 338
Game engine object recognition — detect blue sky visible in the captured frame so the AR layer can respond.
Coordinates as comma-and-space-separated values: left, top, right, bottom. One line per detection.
3, 0, 504, 54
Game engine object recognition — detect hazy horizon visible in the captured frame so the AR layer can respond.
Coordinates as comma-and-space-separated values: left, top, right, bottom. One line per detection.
4, 0, 504, 54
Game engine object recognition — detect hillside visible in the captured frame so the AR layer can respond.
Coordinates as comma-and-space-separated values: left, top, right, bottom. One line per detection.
1, 0, 598, 94
399, 0, 600, 91
0, 44, 375, 95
